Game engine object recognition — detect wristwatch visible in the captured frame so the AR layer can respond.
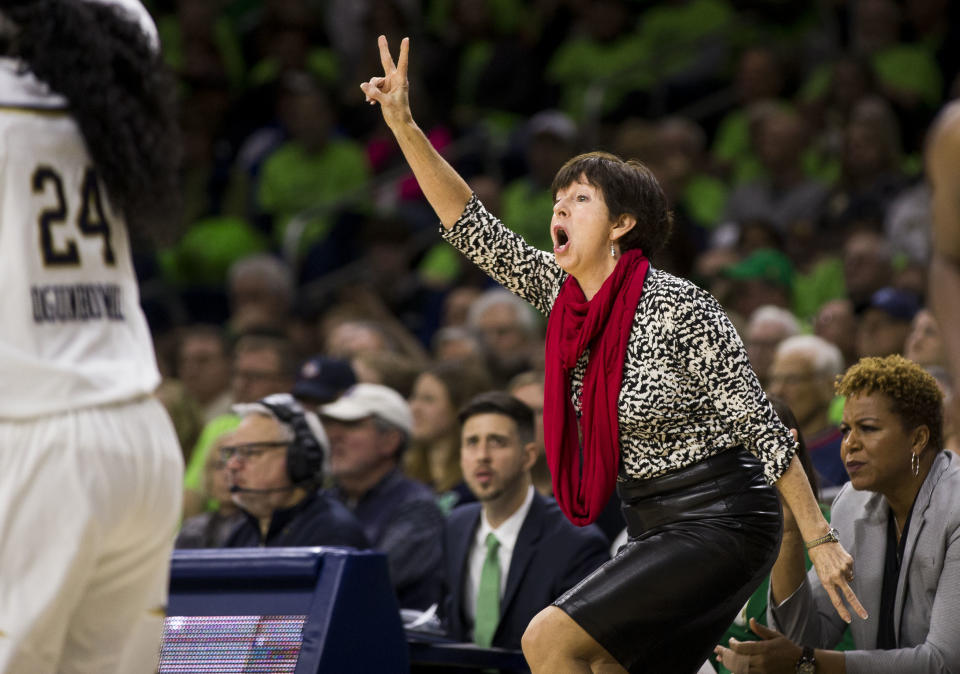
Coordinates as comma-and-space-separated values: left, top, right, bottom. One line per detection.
805, 527, 839, 550
796, 646, 816, 673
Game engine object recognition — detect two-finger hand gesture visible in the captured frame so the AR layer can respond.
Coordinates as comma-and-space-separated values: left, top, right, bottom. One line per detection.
808, 541, 868, 623
360, 35, 411, 130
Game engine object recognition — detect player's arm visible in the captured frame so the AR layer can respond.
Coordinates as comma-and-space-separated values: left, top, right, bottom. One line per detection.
928, 102, 960, 389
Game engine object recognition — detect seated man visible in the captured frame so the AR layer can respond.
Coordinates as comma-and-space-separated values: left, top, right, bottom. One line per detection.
767, 335, 847, 490
444, 392, 610, 650
223, 393, 369, 549
321, 384, 445, 610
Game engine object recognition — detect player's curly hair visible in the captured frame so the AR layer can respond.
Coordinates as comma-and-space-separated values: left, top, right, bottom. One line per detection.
836, 354, 944, 452
0, 0, 181, 243
551, 151, 674, 259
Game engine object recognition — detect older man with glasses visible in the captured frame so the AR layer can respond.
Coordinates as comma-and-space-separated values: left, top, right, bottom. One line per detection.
222, 393, 369, 549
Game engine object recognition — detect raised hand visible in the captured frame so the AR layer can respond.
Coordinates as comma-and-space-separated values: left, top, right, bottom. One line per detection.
360, 35, 411, 130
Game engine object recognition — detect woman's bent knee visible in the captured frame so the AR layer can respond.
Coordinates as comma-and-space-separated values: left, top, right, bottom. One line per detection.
522, 606, 565, 659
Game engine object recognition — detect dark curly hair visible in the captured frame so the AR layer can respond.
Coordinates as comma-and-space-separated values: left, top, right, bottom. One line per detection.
836, 354, 944, 453
550, 151, 674, 259
0, 0, 181, 243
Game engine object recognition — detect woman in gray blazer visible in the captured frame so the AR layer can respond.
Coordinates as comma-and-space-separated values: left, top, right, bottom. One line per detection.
716, 353, 960, 673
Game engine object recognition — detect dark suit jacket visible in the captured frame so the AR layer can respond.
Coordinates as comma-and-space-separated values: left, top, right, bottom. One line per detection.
224, 489, 370, 549
443, 492, 611, 650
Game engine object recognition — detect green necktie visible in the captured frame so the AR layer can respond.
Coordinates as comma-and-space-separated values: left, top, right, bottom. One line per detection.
474, 532, 501, 647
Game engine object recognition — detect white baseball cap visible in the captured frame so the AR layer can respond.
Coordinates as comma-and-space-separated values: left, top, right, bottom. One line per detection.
319, 383, 413, 435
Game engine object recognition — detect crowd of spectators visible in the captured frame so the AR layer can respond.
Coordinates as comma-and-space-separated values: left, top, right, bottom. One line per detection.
144, 0, 959, 389
142, 0, 960, 666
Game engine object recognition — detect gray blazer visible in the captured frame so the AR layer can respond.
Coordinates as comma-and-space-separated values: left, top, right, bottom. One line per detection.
770, 450, 960, 673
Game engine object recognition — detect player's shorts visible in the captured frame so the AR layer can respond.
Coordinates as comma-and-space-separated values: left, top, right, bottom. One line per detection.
0, 395, 183, 674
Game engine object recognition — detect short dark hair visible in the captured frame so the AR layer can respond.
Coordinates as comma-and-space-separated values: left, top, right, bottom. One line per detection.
836, 354, 943, 452
551, 151, 674, 258
458, 391, 535, 446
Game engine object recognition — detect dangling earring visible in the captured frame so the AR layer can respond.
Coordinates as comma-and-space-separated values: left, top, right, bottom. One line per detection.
911, 452, 920, 477
610, 244, 616, 258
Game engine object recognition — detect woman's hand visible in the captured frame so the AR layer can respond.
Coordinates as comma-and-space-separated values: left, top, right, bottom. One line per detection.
360, 35, 412, 131
807, 540, 867, 623
713, 619, 802, 673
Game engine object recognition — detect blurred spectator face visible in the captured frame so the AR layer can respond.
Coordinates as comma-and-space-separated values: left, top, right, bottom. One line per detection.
830, 58, 873, 116
229, 265, 291, 330
224, 414, 294, 516
509, 381, 545, 451
767, 351, 834, 428
731, 280, 791, 321
280, 85, 333, 152
325, 321, 389, 359
647, 119, 704, 202
409, 373, 456, 443
475, 303, 529, 363
747, 319, 794, 385
325, 416, 397, 482
205, 434, 235, 509
433, 327, 484, 364
233, 347, 291, 403
844, 121, 886, 180
856, 308, 912, 357
905, 309, 946, 367
178, 333, 231, 406
736, 48, 782, 104
529, 133, 575, 187
854, 0, 901, 53
442, 287, 483, 327
843, 232, 892, 304
469, 176, 502, 216
757, 111, 806, 174
814, 299, 857, 365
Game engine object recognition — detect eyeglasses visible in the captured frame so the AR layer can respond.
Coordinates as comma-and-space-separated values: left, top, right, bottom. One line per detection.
219, 441, 290, 461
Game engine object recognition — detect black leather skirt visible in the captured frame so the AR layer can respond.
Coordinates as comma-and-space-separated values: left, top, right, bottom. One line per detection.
554, 448, 782, 674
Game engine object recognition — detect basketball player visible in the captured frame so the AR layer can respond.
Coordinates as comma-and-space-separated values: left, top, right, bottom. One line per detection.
0, 1, 183, 672
929, 101, 960, 407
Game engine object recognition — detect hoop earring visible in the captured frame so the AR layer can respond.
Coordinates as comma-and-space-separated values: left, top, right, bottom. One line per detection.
610, 244, 616, 258
911, 452, 920, 477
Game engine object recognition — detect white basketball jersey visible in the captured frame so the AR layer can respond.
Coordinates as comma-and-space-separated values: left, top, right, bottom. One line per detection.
0, 58, 161, 418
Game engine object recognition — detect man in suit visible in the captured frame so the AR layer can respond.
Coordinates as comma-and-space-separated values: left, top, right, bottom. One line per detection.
443, 391, 610, 650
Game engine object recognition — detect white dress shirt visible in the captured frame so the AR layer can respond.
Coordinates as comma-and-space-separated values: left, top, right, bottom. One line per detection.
463, 485, 535, 624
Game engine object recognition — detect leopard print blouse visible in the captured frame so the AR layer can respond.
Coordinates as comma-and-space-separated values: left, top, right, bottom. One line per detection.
442, 194, 795, 484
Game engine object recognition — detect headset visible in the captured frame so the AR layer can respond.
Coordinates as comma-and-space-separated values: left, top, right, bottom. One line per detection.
256, 393, 327, 487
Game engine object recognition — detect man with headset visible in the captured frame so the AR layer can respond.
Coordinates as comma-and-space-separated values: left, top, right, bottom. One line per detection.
223, 393, 369, 548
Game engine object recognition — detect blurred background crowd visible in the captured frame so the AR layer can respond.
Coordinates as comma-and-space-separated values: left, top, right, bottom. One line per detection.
140, 0, 960, 524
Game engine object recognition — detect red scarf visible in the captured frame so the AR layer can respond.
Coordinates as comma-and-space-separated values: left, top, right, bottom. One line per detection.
543, 249, 649, 525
